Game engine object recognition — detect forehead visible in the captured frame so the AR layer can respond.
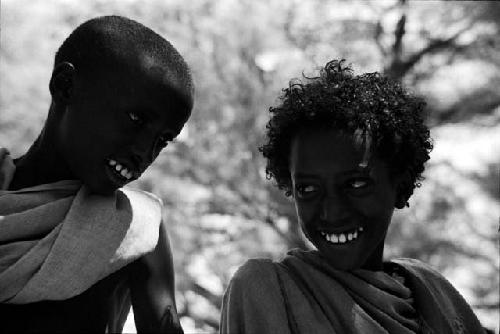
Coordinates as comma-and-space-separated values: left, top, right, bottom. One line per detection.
105, 55, 181, 92
137, 52, 192, 105
90, 49, 190, 97
84, 58, 191, 124
289, 129, 367, 174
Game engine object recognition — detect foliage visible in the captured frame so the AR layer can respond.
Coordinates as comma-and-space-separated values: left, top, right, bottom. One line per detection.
1, 0, 498, 332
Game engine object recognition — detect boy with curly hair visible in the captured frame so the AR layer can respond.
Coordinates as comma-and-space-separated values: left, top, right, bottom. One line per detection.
220, 60, 485, 334
0, 16, 193, 333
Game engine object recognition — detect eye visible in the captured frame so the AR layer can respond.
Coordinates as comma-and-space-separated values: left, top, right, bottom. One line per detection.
347, 178, 371, 190
128, 111, 143, 125
295, 184, 319, 198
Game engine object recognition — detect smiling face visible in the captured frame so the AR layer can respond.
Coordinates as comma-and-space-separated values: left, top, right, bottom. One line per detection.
56, 59, 191, 195
290, 128, 400, 270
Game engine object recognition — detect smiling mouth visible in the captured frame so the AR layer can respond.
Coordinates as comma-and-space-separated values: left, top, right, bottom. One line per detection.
106, 159, 137, 183
320, 227, 364, 245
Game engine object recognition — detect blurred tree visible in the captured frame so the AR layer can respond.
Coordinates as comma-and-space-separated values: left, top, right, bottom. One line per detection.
1, 0, 498, 332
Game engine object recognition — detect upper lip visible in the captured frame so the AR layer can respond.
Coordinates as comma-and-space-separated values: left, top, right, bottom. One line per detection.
317, 224, 360, 234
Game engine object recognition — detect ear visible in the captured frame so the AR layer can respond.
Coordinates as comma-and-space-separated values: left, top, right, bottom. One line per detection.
49, 62, 75, 104
394, 171, 411, 209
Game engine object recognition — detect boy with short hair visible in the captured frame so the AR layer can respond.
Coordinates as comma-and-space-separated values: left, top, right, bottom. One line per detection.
0, 15, 193, 333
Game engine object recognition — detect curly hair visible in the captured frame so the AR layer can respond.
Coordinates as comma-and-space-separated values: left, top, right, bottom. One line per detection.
259, 59, 433, 203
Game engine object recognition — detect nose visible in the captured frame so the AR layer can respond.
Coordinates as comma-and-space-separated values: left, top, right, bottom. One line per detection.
130, 133, 156, 171
319, 191, 347, 222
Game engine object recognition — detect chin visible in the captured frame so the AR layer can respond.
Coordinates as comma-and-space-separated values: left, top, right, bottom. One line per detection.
94, 188, 118, 196
317, 246, 366, 271
84, 180, 119, 196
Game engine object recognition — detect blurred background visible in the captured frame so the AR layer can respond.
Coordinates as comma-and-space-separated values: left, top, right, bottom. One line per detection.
1, 0, 499, 332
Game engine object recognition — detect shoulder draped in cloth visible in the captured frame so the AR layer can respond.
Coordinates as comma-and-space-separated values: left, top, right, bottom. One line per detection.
0, 156, 162, 304
220, 249, 485, 334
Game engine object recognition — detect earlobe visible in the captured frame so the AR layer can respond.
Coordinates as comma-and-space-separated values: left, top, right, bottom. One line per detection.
49, 62, 76, 103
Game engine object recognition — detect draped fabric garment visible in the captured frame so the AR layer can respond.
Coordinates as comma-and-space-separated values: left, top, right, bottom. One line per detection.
220, 249, 485, 334
0, 178, 162, 304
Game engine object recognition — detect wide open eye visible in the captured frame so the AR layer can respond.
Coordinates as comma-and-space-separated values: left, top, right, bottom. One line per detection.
128, 111, 143, 125
351, 179, 367, 188
347, 177, 372, 190
295, 184, 319, 199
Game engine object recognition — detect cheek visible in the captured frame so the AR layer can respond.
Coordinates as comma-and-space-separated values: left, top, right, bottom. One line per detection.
90, 120, 128, 153
57, 114, 84, 161
294, 201, 317, 230
353, 198, 394, 234
353, 188, 395, 215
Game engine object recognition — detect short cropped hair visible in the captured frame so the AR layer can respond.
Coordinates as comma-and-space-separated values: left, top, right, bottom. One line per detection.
260, 60, 433, 202
55, 15, 193, 108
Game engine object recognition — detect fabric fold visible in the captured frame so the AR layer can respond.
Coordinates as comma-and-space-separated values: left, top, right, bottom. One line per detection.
0, 180, 162, 304
281, 250, 419, 333
221, 249, 486, 334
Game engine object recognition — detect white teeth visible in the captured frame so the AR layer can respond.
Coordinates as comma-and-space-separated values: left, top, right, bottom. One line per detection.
109, 161, 134, 180
322, 226, 363, 245
120, 168, 134, 180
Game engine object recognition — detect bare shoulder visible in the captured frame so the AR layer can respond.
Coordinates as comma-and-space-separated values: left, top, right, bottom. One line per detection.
132, 219, 173, 276
127, 218, 180, 333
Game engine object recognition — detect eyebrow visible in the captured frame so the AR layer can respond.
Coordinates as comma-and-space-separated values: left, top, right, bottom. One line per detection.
293, 172, 319, 179
138, 108, 160, 120
293, 170, 370, 179
134, 108, 180, 136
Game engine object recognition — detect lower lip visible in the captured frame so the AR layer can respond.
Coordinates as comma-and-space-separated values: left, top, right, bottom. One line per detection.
318, 232, 361, 247
104, 163, 128, 187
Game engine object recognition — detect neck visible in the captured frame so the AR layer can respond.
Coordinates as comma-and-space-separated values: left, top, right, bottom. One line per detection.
9, 111, 75, 190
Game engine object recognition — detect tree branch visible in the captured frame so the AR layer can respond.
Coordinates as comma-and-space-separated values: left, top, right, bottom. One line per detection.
388, 22, 476, 79
392, 13, 406, 59
283, 0, 304, 51
433, 91, 500, 124
374, 20, 387, 57
471, 302, 500, 310
191, 282, 222, 310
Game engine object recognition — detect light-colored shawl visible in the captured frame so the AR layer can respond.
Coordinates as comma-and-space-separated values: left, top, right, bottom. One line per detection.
221, 249, 485, 334
0, 159, 162, 304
